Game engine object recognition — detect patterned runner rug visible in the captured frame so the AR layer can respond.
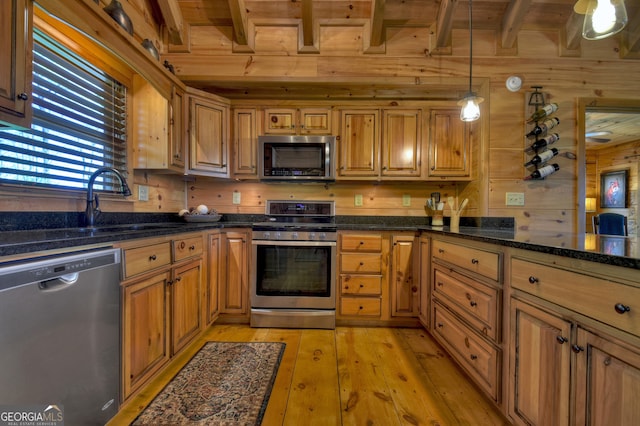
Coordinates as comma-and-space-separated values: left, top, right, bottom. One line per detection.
132, 341, 286, 425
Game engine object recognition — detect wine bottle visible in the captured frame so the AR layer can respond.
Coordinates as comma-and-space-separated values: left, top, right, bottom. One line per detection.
524, 163, 559, 180
525, 133, 559, 153
524, 148, 559, 167
526, 103, 559, 123
526, 117, 560, 138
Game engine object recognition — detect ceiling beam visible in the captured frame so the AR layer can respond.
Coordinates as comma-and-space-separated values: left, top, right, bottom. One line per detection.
500, 0, 532, 49
434, 0, 457, 49
227, 0, 249, 46
369, 0, 385, 47
621, 7, 640, 58
156, 0, 184, 45
298, 0, 318, 53
562, 11, 583, 54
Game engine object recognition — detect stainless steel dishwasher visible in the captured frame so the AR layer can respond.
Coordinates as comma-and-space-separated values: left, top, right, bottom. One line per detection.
0, 247, 121, 425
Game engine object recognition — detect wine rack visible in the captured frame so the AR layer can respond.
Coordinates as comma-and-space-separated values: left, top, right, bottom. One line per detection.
524, 86, 560, 180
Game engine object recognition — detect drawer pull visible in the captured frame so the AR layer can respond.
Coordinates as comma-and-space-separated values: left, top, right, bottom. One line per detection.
359, 283, 364, 288
614, 303, 631, 314
471, 258, 479, 264
189, 245, 196, 250
437, 322, 444, 328
359, 241, 364, 245
175, 276, 182, 282
556, 336, 568, 344
437, 281, 444, 287
469, 301, 477, 307
359, 262, 364, 266
572, 344, 584, 353
149, 254, 157, 261
438, 248, 445, 254
470, 354, 478, 360
359, 306, 364, 310
528, 276, 539, 284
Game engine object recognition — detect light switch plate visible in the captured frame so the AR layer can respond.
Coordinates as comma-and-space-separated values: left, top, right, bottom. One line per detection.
232, 192, 241, 204
506, 192, 525, 206
354, 194, 363, 207
138, 185, 149, 201
402, 194, 411, 207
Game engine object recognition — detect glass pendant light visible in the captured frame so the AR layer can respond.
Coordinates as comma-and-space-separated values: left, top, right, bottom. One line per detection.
459, 0, 483, 122
582, 0, 628, 40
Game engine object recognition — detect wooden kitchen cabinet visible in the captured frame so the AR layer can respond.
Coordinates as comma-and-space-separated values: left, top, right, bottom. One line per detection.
418, 235, 430, 327
264, 107, 331, 134
0, 0, 32, 129
120, 233, 204, 400
132, 76, 185, 173
205, 231, 221, 325
338, 109, 380, 178
430, 236, 503, 402
232, 108, 258, 179
427, 108, 472, 179
187, 88, 230, 177
219, 230, 250, 318
390, 233, 419, 317
508, 298, 571, 426
381, 109, 423, 178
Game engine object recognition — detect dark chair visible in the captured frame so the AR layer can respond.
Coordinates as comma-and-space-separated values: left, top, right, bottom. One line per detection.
592, 213, 628, 236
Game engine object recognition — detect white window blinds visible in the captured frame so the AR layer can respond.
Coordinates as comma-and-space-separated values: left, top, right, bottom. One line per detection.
0, 30, 128, 192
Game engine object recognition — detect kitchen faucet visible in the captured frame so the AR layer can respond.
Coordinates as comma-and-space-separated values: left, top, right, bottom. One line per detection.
84, 167, 132, 227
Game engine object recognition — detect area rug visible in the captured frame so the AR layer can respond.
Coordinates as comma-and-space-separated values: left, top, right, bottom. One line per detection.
132, 341, 286, 425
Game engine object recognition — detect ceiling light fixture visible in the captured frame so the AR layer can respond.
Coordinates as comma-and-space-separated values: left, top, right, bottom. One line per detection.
459, 0, 483, 122
580, 0, 628, 40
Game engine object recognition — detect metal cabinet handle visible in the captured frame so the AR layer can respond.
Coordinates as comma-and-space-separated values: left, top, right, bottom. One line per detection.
149, 254, 157, 261
189, 245, 196, 250
572, 344, 584, 353
470, 354, 478, 360
17, 93, 28, 101
528, 276, 539, 284
471, 258, 479, 264
437, 322, 444, 328
470, 301, 477, 307
556, 336, 568, 344
438, 248, 445, 254
436, 281, 444, 287
614, 303, 631, 314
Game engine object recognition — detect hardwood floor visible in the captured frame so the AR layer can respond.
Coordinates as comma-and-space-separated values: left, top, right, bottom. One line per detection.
109, 325, 510, 425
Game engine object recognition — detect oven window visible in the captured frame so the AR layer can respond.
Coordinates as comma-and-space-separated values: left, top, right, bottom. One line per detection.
255, 245, 331, 297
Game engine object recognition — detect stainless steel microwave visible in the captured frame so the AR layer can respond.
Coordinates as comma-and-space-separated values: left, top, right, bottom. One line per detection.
258, 135, 336, 181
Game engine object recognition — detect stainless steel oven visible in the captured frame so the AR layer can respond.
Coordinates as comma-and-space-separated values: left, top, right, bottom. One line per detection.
251, 200, 336, 329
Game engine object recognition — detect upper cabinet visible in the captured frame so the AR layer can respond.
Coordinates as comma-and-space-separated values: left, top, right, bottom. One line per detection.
0, 0, 32, 129
338, 108, 424, 180
187, 88, 230, 178
427, 108, 473, 180
264, 108, 332, 135
232, 108, 258, 179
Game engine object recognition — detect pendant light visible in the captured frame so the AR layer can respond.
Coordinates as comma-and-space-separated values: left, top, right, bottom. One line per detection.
579, 0, 628, 40
459, 0, 483, 122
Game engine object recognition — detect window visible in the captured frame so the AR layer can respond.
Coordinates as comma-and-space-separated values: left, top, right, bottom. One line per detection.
0, 30, 128, 192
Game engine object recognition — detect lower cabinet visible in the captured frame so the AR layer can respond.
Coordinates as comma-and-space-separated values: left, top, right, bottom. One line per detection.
219, 229, 250, 318
418, 235, 430, 327
390, 234, 419, 317
205, 231, 221, 325
120, 233, 204, 401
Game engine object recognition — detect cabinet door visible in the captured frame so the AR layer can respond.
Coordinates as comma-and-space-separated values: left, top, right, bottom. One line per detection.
189, 95, 229, 177
418, 236, 430, 326
574, 328, 640, 426
132, 76, 170, 170
428, 108, 471, 178
122, 271, 171, 399
0, 0, 32, 129
171, 259, 202, 355
221, 231, 249, 315
206, 232, 221, 324
170, 85, 185, 170
264, 108, 296, 134
382, 109, 422, 178
509, 298, 571, 426
391, 234, 418, 317
300, 108, 331, 134
338, 110, 379, 177
232, 108, 258, 178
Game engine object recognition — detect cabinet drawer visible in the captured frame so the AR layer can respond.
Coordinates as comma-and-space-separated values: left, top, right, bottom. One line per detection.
173, 236, 203, 262
340, 234, 383, 252
433, 268, 499, 340
511, 258, 640, 338
340, 253, 382, 274
341, 274, 382, 295
433, 302, 500, 400
432, 239, 499, 281
340, 297, 381, 317
123, 242, 171, 278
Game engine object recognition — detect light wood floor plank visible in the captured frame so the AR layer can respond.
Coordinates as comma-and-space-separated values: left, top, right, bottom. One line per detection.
336, 327, 401, 425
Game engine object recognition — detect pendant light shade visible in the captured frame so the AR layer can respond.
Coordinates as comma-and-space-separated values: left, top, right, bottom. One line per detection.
459, 0, 482, 122
582, 0, 628, 40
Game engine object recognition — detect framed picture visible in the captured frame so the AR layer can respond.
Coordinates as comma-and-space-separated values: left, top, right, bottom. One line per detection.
600, 170, 627, 208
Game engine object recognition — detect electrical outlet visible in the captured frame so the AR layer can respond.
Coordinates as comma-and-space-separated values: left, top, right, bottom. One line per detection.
138, 185, 149, 201
402, 194, 411, 207
232, 192, 241, 204
354, 194, 363, 207
505, 192, 525, 206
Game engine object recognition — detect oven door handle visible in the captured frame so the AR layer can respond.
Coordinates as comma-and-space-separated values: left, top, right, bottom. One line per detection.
252, 240, 336, 247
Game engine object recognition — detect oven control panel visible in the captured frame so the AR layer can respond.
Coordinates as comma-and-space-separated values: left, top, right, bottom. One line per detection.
253, 230, 337, 242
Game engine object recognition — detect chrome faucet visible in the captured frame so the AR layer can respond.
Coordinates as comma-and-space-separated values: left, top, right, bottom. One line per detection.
84, 167, 132, 227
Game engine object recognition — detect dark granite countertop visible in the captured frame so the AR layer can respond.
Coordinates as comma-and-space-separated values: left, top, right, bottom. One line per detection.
1, 212, 638, 270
